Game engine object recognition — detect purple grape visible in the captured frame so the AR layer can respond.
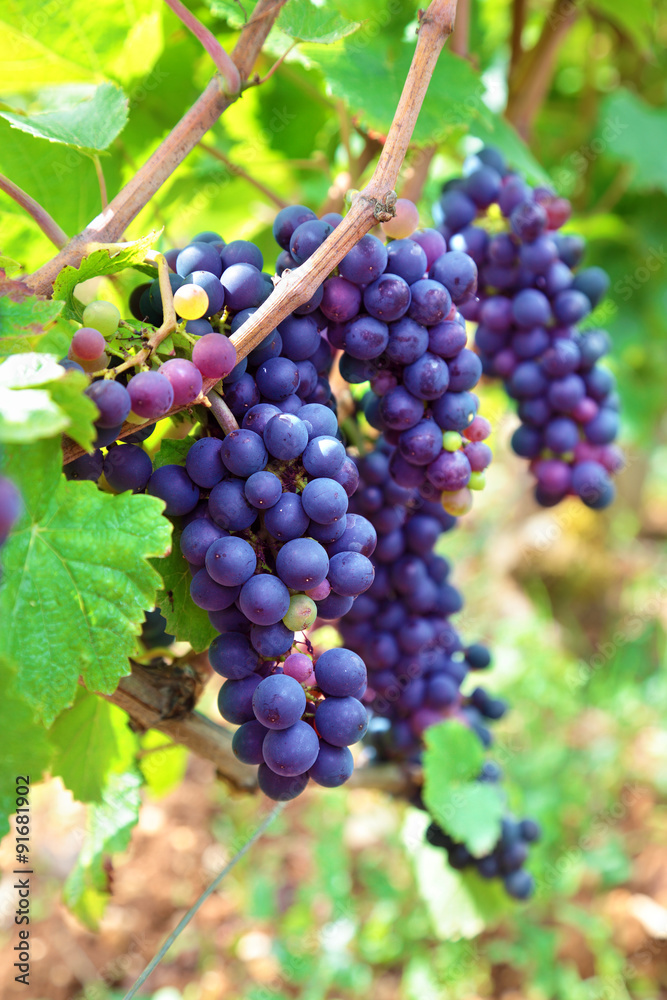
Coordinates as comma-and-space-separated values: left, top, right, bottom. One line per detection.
253, 674, 306, 730
543, 416, 579, 453
411, 228, 447, 269
239, 574, 291, 625
103, 444, 152, 493
218, 673, 262, 723
289, 219, 333, 264
250, 622, 295, 657
264, 492, 310, 541
86, 380, 131, 428
273, 204, 318, 250
408, 279, 452, 326
277, 314, 320, 361
242, 403, 281, 436
220, 239, 263, 271
572, 266, 609, 308
512, 288, 551, 328
428, 320, 468, 359
385, 238, 428, 284
465, 166, 502, 208
221, 263, 267, 311
232, 720, 268, 764
403, 352, 450, 400
245, 470, 282, 509
511, 425, 542, 458
552, 289, 591, 325
176, 242, 223, 278
548, 374, 586, 413
363, 273, 412, 322
429, 251, 478, 304
160, 358, 203, 407
328, 551, 374, 596
263, 720, 319, 776
426, 450, 472, 491
257, 764, 309, 800
314, 696, 368, 746
180, 517, 227, 566
65, 450, 104, 482
315, 648, 366, 697
128, 371, 174, 420
447, 348, 482, 392
432, 391, 477, 431
439, 189, 477, 231
510, 200, 547, 242
205, 535, 256, 586
339, 234, 388, 286
512, 327, 550, 359
185, 437, 225, 489
192, 333, 236, 381
264, 413, 309, 460
380, 386, 424, 430
255, 357, 300, 401
583, 407, 619, 445
294, 360, 318, 398
301, 478, 348, 524
209, 478, 258, 530
147, 464, 199, 515
190, 569, 240, 611
385, 317, 429, 365
221, 429, 268, 477
302, 436, 346, 478
320, 276, 362, 323
309, 741, 354, 787
209, 632, 259, 680
398, 419, 443, 466
275, 537, 329, 590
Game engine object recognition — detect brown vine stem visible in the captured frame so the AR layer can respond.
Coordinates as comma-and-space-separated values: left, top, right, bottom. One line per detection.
207, 388, 240, 433
449, 0, 470, 57
506, 0, 580, 138
102, 663, 416, 796
509, 0, 527, 87
198, 142, 289, 208
162, 0, 241, 94
61, 0, 459, 467
25, 0, 286, 297
0, 173, 68, 249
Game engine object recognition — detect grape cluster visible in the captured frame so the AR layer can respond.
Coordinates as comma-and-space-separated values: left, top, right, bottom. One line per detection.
425, 802, 541, 900
310, 222, 490, 515
438, 146, 622, 508
327, 442, 540, 896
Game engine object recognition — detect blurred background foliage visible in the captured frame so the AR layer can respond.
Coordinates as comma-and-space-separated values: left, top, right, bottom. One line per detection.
1, 0, 666, 996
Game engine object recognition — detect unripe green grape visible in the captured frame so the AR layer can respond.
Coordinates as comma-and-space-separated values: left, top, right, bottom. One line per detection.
174, 284, 208, 320
283, 595, 317, 632
442, 431, 463, 452
82, 300, 121, 338
468, 471, 486, 491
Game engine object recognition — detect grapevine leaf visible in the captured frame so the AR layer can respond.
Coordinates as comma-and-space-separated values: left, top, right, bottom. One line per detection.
0, 353, 97, 449
588, 0, 655, 52
49, 689, 138, 803
0, 438, 172, 725
152, 437, 192, 469
52, 229, 162, 318
0, 255, 23, 278
62, 770, 142, 930
598, 89, 667, 193
422, 721, 503, 856
139, 730, 189, 799
0, 83, 129, 154
153, 524, 217, 653
278, 0, 360, 43
0, 293, 72, 359
0, 655, 53, 839
302, 42, 489, 145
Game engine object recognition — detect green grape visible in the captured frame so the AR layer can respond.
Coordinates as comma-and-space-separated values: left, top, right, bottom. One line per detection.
442, 431, 463, 452
468, 471, 486, 491
283, 595, 317, 632
82, 300, 121, 338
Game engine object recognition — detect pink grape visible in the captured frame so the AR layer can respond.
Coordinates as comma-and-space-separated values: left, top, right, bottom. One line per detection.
192, 333, 237, 380
381, 198, 420, 239
160, 358, 203, 407
283, 653, 315, 684
71, 327, 106, 360
128, 370, 175, 419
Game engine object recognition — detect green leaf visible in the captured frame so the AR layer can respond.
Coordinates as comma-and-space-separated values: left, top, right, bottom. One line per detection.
52, 230, 162, 318
422, 721, 503, 856
302, 42, 488, 146
0, 293, 72, 358
598, 89, 667, 193
0, 83, 129, 154
0, 20, 99, 93
63, 770, 142, 929
588, 0, 655, 51
153, 523, 216, 653
50, 688, 138, 803
152, 436, 192, 469
278, 0, 360, 42
0, 353, 97, 449
139, 729, 189, 799
0, 437, 172, 725
0, 655, 53, 839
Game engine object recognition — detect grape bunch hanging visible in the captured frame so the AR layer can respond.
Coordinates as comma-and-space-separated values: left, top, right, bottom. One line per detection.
51, 146, 619, 899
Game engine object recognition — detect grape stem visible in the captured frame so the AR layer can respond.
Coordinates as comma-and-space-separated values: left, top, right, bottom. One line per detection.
60, 0, 459, 465
100, 252, 177, 377
24, 0, 287, 296
162, 0, 242, 94
207, 388, 241, 433
0, 173, 68, 250
100, 661, 417, 795
198, 142, 290, 208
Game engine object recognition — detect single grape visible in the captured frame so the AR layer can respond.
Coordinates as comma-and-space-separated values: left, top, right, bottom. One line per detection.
253, 674, 306, 730
82, 300, 120, 338
173, 284, 209, 320
103, 444, 152, 493
146, 464, 199, 515
85, 380, 131, 428
159, 358, 203, 407
257, 764, 309, 800
275, 537, 330, 590
209, 632, 259, 680
192, 333, 237, 380
314, 696, 368, 746
127, 370, 175, 419
283, 653, 315, 684
308, 741, 354, 787
206, 535, 257, 587
239, 574, 291, 626
71, 327, 106, 361
263, 720, 319, 776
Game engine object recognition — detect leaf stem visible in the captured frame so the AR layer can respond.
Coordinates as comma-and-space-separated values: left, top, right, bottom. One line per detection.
207, 388, 240, 433
162, 0, 241, 95
92, 155, 108, 210
198, 142, 289, 208
121, 802, 286, 1000
252, 40, 297, 85
0, 173, 68, 249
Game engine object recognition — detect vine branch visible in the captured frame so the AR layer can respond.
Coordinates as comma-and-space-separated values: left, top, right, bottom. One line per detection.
25, 0, 286, 296
61, 0, 459, 467
506, 0, 580, 137
0, 173, 68, 250
162, 0, 241, 94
